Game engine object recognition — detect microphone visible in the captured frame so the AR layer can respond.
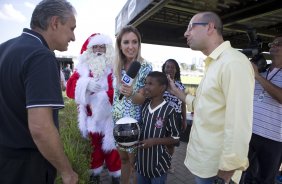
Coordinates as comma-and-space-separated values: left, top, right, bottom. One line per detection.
119, 61, 141, 100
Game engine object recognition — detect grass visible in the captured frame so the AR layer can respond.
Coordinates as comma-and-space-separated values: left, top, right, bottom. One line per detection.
55, 92, 91, 184
180, 75, 202, 96
181, 75, 202, 85
54, 84, 198, 183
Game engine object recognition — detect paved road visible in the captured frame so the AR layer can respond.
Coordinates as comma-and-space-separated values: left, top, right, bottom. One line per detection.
167, 142, 195, 184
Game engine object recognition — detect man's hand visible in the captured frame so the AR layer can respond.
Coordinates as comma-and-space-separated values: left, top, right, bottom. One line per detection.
216, 170, 235, 183
28, 107, 78, 184
87, 79, 101, 93
61, 170, 78, 184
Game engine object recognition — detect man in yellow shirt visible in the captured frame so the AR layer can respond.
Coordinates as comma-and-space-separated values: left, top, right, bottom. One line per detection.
168, 11, 255, 184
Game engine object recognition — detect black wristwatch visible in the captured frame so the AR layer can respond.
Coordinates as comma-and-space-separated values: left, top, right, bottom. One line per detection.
213, 176, 235, 184
213, 176, 226, 184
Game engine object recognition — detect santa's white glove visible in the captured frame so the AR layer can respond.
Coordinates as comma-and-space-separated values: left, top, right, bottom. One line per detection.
87, 78, 101, 93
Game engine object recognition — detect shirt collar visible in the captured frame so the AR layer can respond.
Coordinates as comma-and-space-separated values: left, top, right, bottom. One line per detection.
22, 28, 50, 49
208, 41, 231, 61
148, 100, 166, 113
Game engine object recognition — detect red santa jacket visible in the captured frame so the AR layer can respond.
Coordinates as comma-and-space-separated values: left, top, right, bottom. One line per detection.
67, 71, 113, 104
66, 63, 115, 151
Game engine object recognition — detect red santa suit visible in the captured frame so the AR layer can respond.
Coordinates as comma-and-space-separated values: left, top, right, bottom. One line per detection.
66, 34, 121, 178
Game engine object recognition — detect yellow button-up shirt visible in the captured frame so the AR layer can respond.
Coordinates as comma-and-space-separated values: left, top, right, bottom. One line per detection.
184, 41, 255, 183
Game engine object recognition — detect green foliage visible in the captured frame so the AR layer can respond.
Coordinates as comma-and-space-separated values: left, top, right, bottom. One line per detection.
180, 74, 203, 96
185, 86, 197, 96
180, 63, 188, 70
55, 93, 91, 184
190, 64, 197, 71
181, 75, 202, 85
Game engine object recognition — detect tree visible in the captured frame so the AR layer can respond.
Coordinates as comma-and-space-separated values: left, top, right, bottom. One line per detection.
191, 64, 197, 71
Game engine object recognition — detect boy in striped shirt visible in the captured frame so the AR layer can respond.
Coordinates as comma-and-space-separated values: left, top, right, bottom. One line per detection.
136, 71, 180, 184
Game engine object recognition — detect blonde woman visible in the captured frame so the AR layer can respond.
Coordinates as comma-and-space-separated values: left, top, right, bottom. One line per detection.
112, 25, 152, 184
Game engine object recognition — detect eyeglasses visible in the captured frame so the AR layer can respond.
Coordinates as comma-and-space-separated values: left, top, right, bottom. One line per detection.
268, 41, 282, 48
187, 22, 209, 32
92, 45, 106, 49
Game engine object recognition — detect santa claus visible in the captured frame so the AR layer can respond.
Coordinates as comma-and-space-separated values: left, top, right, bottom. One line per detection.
66, 33, 121, 183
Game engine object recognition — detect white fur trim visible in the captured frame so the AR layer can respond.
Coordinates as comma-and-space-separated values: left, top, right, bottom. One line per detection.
76, 59, 90, 78
87, 34, 112, 48
75, 62, 116, 151
87, 91, 111, 132
74, 58, 92, 105
102, 120, 116, 152
89, 166, 103, 175
109, 170, 121, 177
78, 104, 88, 138
75, 77, 91, 105
86, 91, 116, 151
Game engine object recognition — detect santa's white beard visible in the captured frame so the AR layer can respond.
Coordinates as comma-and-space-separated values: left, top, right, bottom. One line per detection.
84, 53, 110, 78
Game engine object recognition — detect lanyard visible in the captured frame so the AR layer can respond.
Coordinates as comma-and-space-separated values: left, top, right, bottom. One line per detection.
259, 67, 281, 99
265, 67, 281, 81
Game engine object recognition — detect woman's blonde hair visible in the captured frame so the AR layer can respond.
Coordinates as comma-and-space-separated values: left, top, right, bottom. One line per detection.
114, 25, 144, 86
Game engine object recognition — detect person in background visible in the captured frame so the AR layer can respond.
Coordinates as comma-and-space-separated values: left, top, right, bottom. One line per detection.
162, 58, 186, 173
60, 69, 66, 91
168, 11, 254, 184
63, 63, 72, 81
241, 35, 282, 184
136, 71, 180, 184
66, 33, 121, 184
112, 25, 152, 184
0, 0, 78, 183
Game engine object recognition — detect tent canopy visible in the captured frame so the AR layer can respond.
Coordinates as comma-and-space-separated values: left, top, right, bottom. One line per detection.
115, 0, 282, 52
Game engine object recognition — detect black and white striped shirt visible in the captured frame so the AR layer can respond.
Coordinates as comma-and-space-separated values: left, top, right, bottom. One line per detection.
253, 67, 282, 142
163, 80, 185, 113
136, 100, 180, 178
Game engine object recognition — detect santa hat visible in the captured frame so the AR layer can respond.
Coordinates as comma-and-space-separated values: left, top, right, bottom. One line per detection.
80, 33, 113, 54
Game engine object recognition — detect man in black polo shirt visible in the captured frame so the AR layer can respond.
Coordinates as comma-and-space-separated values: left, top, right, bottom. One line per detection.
0, 0, 78, 183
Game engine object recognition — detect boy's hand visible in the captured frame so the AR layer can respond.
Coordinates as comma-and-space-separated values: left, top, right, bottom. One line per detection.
139, 138, 156, 149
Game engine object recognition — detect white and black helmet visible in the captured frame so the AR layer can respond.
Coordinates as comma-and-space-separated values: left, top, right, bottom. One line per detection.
113, 117, 140, 147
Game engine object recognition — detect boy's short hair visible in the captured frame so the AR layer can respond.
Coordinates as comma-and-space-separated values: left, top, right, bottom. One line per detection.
147, 71, 168, 88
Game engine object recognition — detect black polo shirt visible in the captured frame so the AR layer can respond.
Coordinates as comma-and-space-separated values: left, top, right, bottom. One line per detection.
0, 28, 64, 150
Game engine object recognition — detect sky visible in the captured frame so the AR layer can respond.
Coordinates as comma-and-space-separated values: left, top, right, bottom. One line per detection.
0, 0, 205, 68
